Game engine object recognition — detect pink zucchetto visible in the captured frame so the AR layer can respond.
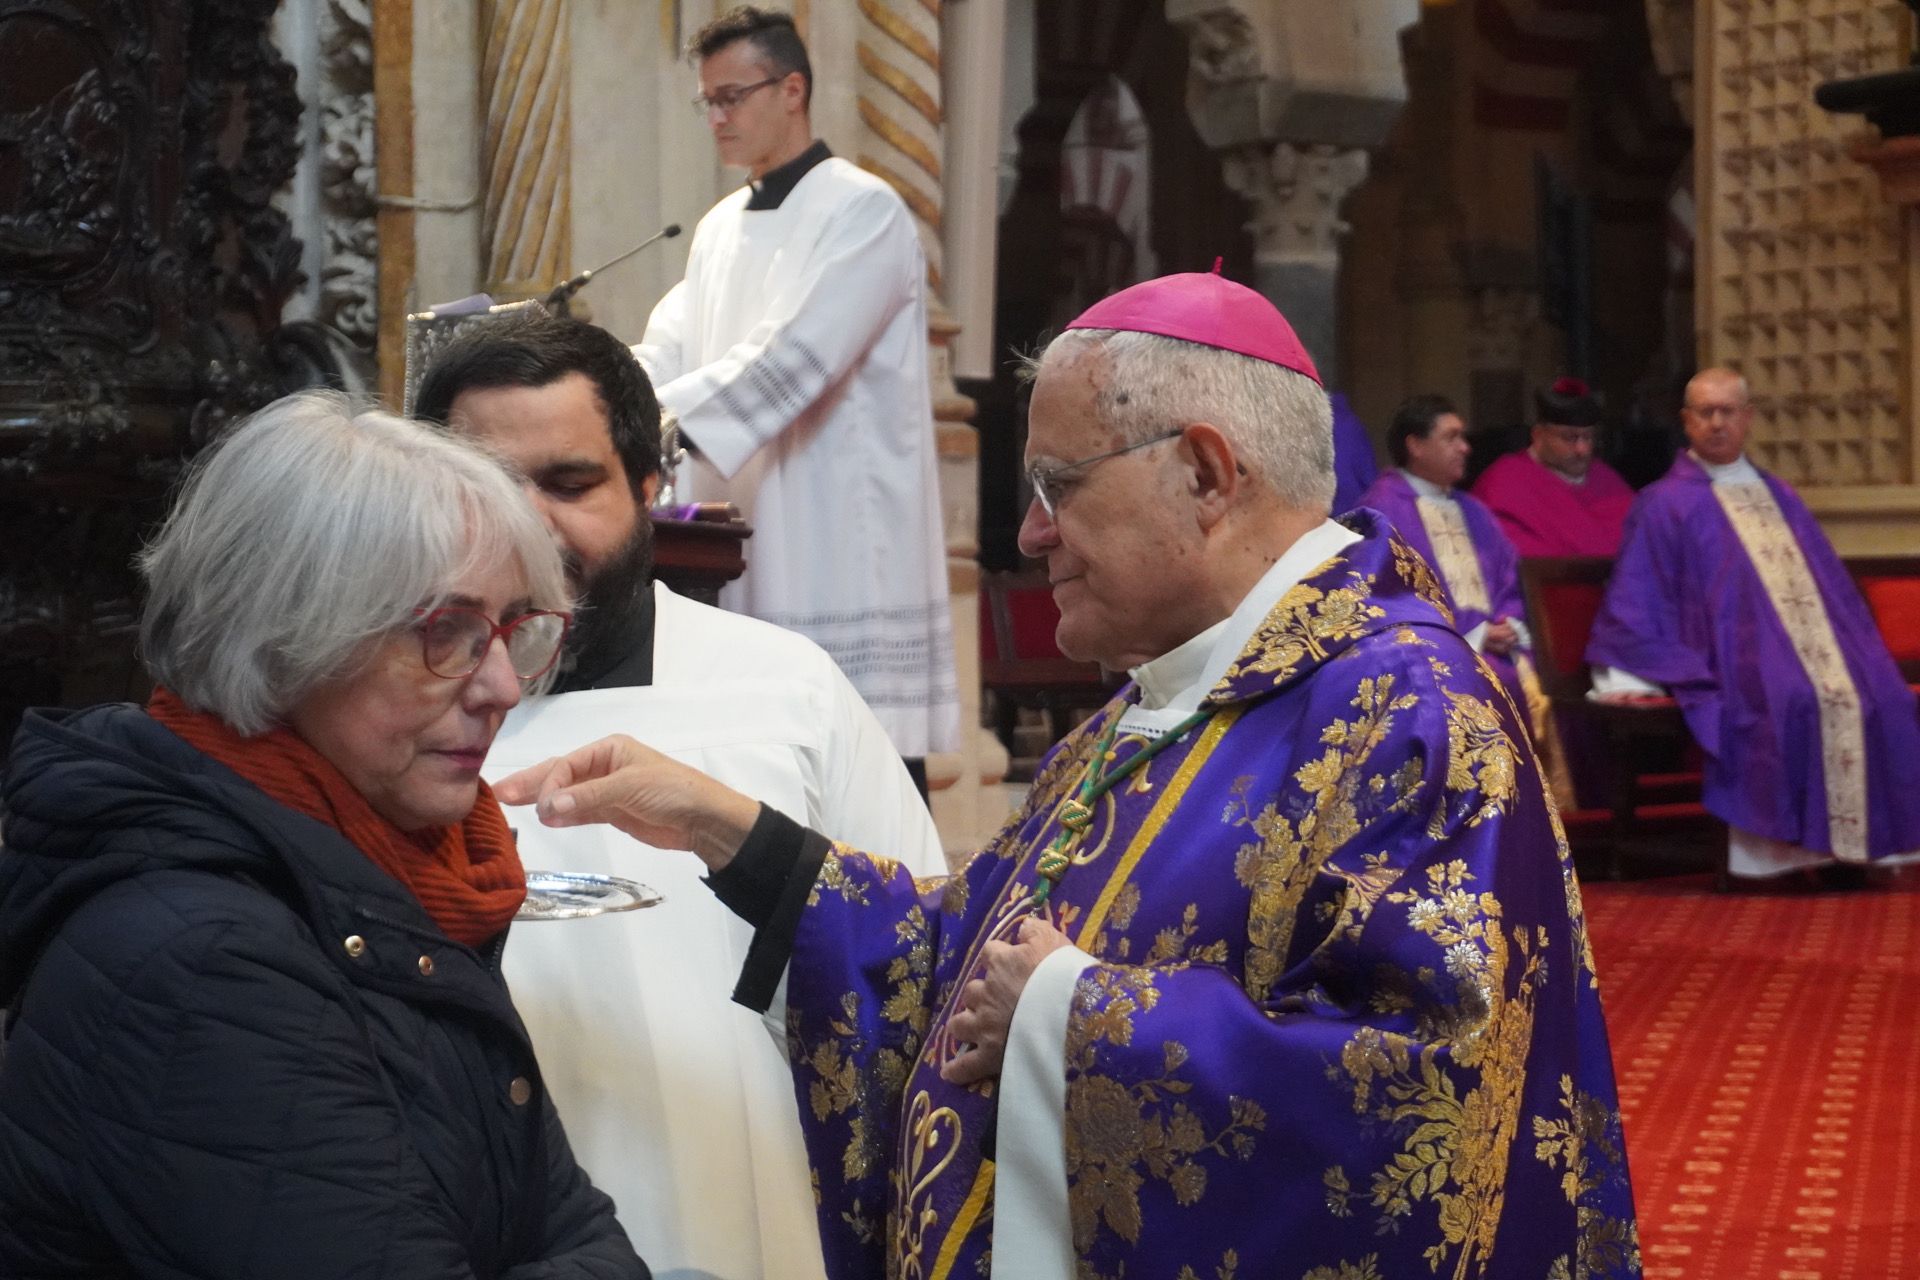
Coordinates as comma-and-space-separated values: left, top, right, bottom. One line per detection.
1064, 259, 1322, 386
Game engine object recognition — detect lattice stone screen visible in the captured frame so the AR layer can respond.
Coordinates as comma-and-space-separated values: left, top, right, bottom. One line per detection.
1698, 0, 1914, 487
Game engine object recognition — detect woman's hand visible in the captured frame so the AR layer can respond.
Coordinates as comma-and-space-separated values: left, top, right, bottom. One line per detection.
493, 734, 761, 872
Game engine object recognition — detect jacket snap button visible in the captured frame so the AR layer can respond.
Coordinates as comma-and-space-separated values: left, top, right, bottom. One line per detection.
417, 955, 434, 976
343, 935, 367, 958
509, 1076, 532, 1106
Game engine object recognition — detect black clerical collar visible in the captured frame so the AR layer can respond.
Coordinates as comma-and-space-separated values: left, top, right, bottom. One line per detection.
746, 140, 831, 211
551, 582, 656, 693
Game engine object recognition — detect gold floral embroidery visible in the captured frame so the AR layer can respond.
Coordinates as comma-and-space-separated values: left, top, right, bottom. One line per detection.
940, 873, 971, 920
1225, 572, 1388, 688
1141, 901, 1230, 966
810, 847, 871, 907
1532, 1076, 1642, 1279
1332, 862, 1542, 1278
1227, 675, 1426, 1002
1429, 658, 1521, 837
1175, 1249, 1242, 1280
795, 902, 934, 1193
881, 906, 933, 1037
1064, 968, 1266, 1252
1303, 1257, 1384, 1280
1323, 1164, 1354, 1217
1392, 537, 1456, 625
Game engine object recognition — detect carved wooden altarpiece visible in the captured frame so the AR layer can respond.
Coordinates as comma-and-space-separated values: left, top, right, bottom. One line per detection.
0, 0, 304, 758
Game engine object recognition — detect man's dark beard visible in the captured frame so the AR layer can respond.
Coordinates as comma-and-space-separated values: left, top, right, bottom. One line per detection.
555, 518, 655, 690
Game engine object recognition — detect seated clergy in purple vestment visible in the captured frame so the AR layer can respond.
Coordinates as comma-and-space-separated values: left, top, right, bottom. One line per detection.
1472, 377, 1635, 558
1588, 367, 1920, 878
497, 272, 1638, 1279
1357, 396, 1575, 803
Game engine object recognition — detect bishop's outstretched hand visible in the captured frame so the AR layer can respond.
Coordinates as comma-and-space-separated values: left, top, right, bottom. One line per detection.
494, 734, 761, 873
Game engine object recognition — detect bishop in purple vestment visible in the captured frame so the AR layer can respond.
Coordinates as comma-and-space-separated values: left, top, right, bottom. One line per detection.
501, 275, 1638, 1280
1588, 367, 1920, 872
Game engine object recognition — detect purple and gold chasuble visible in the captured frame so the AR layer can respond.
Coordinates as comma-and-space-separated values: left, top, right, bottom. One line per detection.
1587, 454, 1920, 861
1356, 472, 1577, 805
782, 516, 1638, 1280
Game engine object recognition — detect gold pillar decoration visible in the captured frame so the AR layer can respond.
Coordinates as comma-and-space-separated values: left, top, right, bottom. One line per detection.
481, 0, 572, 298
1697, 0, 1911, 492
851, 0, 1007, 851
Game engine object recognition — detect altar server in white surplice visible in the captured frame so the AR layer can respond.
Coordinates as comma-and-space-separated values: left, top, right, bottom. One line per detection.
632, 6, 959, 781
415, 311, 945, 1280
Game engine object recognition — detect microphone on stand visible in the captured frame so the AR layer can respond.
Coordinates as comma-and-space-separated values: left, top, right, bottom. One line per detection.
545, 223, 684, 311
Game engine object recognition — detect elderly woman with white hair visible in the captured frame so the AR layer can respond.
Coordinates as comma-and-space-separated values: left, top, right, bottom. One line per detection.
0, 393, 648, 1278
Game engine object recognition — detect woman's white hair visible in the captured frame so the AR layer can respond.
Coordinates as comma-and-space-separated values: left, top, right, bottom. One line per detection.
1038, 328, 1336, 511
139, 390, 571, 735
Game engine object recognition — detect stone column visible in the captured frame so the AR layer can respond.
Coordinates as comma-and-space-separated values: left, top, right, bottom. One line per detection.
804, 0, 1006, 858
1221, 143, 1370, 384
1168, 0, 1421, 383
481, 0, 572, 299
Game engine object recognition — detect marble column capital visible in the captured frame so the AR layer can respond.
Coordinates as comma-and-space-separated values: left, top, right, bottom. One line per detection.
1222, 141, 1370, 269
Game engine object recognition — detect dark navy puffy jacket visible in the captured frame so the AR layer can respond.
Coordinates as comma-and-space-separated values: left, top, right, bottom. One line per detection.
0, 704, 648, 1279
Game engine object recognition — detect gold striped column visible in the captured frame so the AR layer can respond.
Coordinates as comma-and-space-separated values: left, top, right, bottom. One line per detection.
853, 0, 946, 293
481, 0, 572, 298
847, 0, 1008, 852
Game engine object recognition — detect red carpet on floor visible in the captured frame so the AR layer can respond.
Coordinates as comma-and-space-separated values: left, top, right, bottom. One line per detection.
1584, 873, 1920, 1280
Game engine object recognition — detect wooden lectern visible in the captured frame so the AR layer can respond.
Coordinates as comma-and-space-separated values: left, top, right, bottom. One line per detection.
650, 510, 751, 605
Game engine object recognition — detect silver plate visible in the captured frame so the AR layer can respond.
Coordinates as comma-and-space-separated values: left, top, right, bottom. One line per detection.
516, 872, 664, 921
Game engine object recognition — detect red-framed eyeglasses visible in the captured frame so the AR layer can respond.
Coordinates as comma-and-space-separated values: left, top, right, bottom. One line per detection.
410, 607, 572, 681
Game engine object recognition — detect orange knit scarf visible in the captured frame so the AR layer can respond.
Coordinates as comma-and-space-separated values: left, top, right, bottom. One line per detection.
148, 687, 525, 948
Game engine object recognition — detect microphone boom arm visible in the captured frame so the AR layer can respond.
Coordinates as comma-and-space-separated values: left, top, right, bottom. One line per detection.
545, 223, 684, 309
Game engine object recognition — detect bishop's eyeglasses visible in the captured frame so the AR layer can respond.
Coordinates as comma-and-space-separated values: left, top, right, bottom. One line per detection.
412, 607, 572, 681
1026, 429, 1184, 519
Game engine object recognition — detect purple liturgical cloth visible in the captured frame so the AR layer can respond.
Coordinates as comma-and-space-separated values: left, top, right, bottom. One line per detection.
779, 512, 1637, 1278
1587, 453, 1920, 859
1330, 392, 1380, 514
1472, 449, 1634, 558
1355, 469, 1530, 711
